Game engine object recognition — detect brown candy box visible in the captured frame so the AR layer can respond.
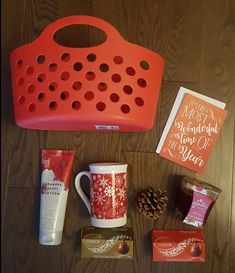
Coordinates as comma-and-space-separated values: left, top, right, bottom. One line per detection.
81, 226, 134, 259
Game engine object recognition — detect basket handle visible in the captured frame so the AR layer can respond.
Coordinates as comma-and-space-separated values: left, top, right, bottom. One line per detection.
38, 15, 123, 46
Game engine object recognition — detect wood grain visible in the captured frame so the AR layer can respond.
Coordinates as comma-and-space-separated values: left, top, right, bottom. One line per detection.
196, 1, 235, 272
163, 0, 203, 82
1, 0, 31, 248
2, 188, 38, 273
2, 0, 235, 273
232, 112, 235, 273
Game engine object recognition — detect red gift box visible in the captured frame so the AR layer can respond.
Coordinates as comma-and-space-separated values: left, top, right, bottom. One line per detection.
151, 230, 205, 262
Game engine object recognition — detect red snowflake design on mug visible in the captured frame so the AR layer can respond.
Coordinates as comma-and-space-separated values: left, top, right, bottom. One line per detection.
91, 172, 127, 219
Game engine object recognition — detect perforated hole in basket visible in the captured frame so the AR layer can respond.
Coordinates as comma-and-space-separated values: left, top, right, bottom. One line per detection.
123, 85, 133, 95
49, 101, 57, 110
37, 73, 46, 82
135, 97, 144, 106
87, 53, 96, 62
17, 77, 24, 86
73, 62, 83, 71
112, 74, 121, 83
137, 78, 147, 88
26, 66, 34, 75
61, 71, 70, 80
37, 55, 45, 64
96, 102, 106, 111
72, 101, 81, 110
110, 93, 119, 102
140, 60, 149, 70
85, 91, 94, 100
38, 92, 46, 101
27, 84, 35, 93
49, 82, 58, 91
113, 55, 123, 64
121, 104, 130, 114
97, 82, 107, 91
16, 60, 23, 69
86, 71, 95, 81
72, 81, 82, 90
60, 91, 69, 100
49, 63, 58, 72
61, 53, 70, 62
126, 67, 136, 76
99, 63, 109, 72
28, 103, 36, 112
18, 96, 25, 105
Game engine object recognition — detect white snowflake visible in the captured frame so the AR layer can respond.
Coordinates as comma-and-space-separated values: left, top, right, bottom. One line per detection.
105, 186, 115, 197
115, 174, 124, 187
95, 193, 105, 205
92, 175, 97, 180
99, 177, 109, 187
116, 188, 126, 200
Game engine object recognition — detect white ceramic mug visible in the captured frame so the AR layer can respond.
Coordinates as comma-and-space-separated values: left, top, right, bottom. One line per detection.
75, 163, 128, 228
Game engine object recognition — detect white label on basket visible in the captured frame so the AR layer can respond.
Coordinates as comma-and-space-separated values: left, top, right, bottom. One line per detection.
95, 125, 120, 130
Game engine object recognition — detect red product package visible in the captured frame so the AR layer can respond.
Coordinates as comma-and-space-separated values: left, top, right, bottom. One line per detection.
151, 230, 205, 262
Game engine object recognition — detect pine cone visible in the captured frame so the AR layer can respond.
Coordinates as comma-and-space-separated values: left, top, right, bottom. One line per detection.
136, 188, 168, 220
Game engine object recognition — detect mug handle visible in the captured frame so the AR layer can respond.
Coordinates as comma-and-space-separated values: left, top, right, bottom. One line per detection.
75, 171, 91, 214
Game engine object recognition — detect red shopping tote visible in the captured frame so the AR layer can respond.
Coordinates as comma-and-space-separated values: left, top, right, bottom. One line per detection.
10, 15, 164, 131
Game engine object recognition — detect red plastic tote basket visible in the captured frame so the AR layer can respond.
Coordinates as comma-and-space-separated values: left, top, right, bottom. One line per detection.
10, 15, 164, 131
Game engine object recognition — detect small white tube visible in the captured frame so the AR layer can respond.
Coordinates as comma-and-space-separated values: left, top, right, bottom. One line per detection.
39, 150, 75, 245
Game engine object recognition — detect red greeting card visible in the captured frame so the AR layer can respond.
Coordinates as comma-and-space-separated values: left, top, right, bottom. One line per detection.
156, 87, 227, 173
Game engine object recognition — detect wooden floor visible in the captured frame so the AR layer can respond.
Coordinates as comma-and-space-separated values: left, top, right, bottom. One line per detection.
2, 0, 235, 272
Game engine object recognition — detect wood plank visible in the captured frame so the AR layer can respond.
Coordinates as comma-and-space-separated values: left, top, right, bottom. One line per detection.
81, 132, 122, 166
231, 112, 235, 273
193, 114, 234, 273
163, 0, 203, 82
195, 1, 235, 272
1, 0, 31, 247
2, 188, 39, 273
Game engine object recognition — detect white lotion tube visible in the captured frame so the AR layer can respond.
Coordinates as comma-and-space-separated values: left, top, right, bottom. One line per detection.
39, 150, 75, 245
